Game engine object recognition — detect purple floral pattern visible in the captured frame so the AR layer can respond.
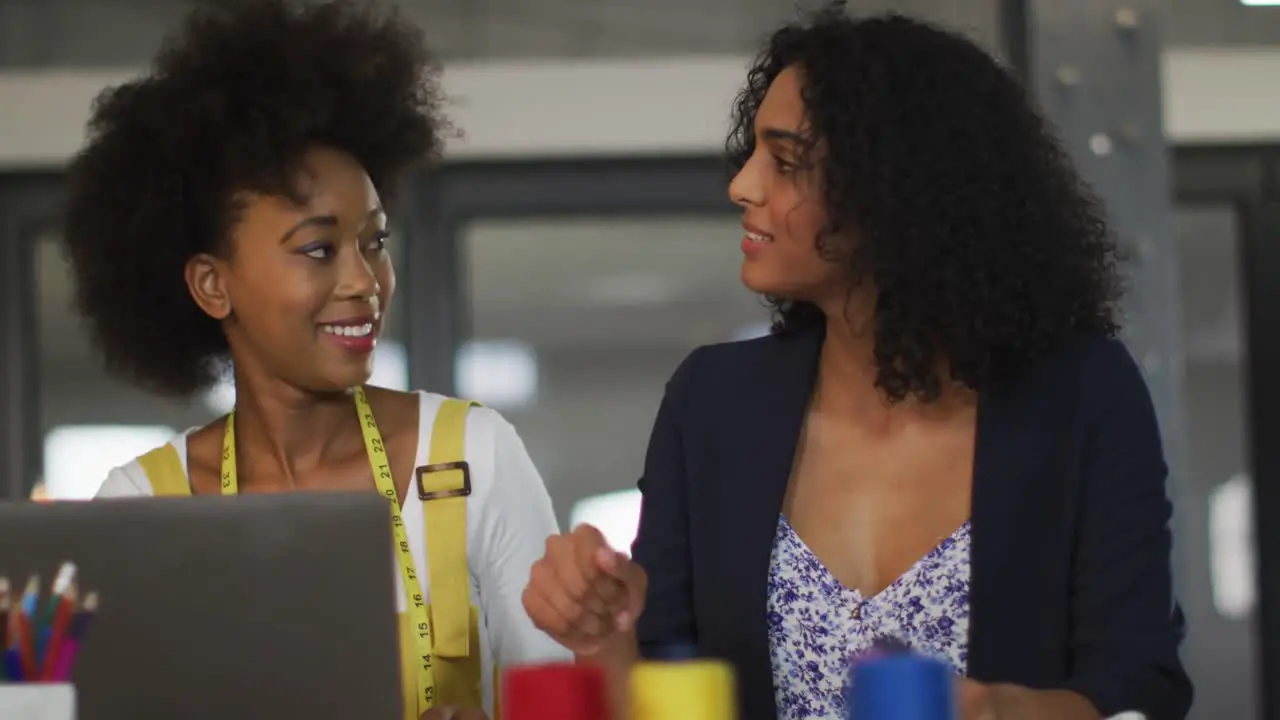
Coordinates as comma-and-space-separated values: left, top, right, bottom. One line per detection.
766, 516, 971, 719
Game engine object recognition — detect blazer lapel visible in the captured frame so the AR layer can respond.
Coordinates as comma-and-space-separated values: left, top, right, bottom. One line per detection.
714, 326, 822, 706
968, 386, 1019, 681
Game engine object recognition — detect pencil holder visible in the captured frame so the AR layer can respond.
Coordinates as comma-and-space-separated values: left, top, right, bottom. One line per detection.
0, 683, 76, 720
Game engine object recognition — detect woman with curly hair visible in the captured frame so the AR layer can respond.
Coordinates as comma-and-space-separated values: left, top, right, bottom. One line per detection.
523, 6, 1191, 720
67, 1, 567, 717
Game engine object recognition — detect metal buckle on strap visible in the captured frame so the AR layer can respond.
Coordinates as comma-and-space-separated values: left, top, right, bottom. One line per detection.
415, 461, 472, 501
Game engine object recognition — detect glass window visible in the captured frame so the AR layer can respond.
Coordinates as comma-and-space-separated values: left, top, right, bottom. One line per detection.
461, 215, 766, 529
1174, 204, 1259, 719
569, 489, 643, 552
41, 424, 176, 500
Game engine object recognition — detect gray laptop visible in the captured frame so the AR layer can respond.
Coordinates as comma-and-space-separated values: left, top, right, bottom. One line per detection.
0, 492, 403, 720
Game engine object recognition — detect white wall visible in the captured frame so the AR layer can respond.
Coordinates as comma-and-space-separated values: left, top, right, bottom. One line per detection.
1, 48, 1279, 171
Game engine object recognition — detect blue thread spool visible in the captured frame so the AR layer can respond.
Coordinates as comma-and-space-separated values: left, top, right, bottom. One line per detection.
845, 654, 955, 720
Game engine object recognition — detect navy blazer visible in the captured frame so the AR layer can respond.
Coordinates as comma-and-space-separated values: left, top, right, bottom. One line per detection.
630, 326, 1192, 720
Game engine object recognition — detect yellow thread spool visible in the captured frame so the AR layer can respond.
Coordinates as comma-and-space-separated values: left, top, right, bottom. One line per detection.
629, 659, 738, 720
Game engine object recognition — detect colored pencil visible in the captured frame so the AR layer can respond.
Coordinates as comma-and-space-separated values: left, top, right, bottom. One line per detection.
2, 649, 21, 682
39, 579, 78, 681
39, 564, 75, 629
50, 592, 97, 683
36, 561, 77, 671
0, 578, 9, 680
5, 576, 29, 682
16, 576, 38, 680
0, 569, 101, 684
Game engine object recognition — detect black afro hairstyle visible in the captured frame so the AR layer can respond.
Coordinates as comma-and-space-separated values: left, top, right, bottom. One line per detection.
727, 5, 1124, 402
62, 0, 443, 398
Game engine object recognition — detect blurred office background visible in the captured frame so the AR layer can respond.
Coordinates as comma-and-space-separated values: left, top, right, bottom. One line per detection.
2, 0, 1279, 717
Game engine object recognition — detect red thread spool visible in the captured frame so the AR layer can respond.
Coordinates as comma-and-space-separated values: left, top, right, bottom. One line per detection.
502, 662, 610, 720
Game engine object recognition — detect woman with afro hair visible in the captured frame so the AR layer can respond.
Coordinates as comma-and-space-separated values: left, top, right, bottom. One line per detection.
67, 1, 568, 717
522, 6, 1192, 720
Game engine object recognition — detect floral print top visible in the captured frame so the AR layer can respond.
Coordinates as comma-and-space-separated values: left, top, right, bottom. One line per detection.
765, 516, 971, 719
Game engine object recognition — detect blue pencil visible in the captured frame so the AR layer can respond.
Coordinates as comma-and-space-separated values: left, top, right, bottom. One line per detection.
3, 648, 21, 682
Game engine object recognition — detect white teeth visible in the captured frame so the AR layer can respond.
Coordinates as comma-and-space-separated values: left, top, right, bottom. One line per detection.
746, 231, 773, 242
321, 323, 373, 338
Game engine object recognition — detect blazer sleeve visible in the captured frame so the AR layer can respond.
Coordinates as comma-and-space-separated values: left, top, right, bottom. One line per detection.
1063, 340, 1193, 719
630, 348, 702, 656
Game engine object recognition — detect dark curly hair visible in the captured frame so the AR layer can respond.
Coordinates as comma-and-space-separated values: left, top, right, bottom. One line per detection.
62, 0, 443, 398
727, 5, 1123, 402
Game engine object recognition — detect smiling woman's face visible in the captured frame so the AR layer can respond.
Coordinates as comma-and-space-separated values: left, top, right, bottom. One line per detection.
184, 145, 396, 392
728, 65, 848, 305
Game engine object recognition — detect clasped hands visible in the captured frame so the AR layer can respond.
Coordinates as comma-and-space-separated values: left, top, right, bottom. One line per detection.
523, 524, 648, 654
418, 525, 645, 720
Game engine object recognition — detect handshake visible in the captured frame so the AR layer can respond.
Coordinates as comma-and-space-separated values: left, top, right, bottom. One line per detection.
521, 524, 649, 656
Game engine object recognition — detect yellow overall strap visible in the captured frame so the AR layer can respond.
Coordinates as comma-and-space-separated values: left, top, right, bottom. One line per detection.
418, 398, 477, 659
417, 398, 491, 712
136, 444, 191, 496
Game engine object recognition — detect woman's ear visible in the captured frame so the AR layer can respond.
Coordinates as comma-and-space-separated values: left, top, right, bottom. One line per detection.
184, 253, 232, 320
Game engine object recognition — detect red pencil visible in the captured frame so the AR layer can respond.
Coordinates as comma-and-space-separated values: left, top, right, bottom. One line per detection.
16, 576, 39, 680
39, 579, 78, 681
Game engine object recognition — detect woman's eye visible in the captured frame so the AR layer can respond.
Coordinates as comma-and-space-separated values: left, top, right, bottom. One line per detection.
301, 243, 335, 260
